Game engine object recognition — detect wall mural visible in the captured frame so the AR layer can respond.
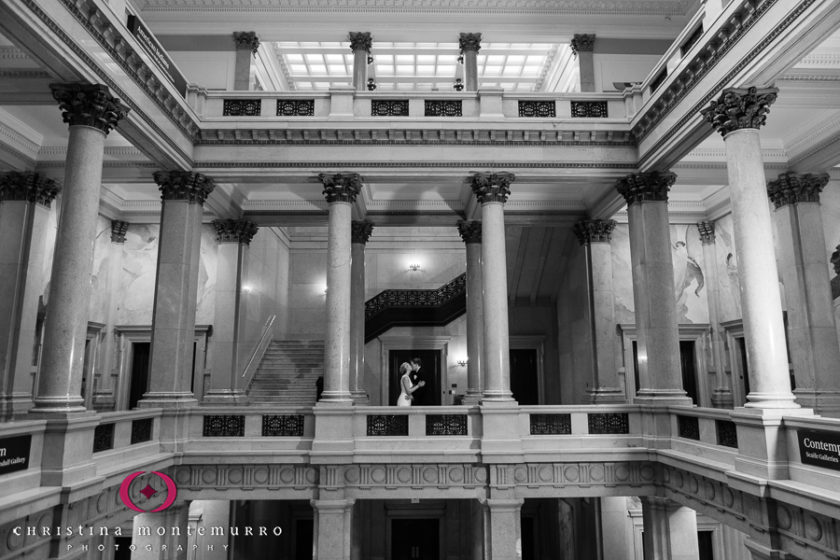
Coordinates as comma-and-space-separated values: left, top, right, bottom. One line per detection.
671, 224, 708, 324
713, 215, 743, 322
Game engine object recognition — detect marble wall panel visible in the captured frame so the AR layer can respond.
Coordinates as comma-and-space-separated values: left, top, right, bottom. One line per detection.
287, 249, 328, 336
611, 224, 635, 325
556, 244, 594, 405
713, 215, 743, 323
87, 215, 113, 324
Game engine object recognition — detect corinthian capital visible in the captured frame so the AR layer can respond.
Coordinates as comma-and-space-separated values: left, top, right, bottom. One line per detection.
213, 218, 258, 244
615, 170, 676, 205
50, 83, 128, 135
701, 86, 778, 136
766, 172, 830, 208
348, 32, 372, 53
0, 171, 60, 206
351, 220, 374, 243
458, 33, 482, 53
573, 219, 616, 245
457, 220, 482, 244
470, 172, 515, 204
319, 173, 363, 203
571, 34, 595, 56
153, 170, 216, 204
233, 31, 260, 54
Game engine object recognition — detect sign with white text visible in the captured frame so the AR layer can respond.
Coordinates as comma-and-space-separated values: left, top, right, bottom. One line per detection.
798, 429, 840, 471
127, 15, 188, 97
0, 435, 31, 476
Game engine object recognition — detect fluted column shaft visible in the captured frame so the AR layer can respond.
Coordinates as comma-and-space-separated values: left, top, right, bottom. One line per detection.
458, 221, 484, 404
33, 84, 126, 413
702, 86, 797, 409
459, 33, 481, 92
350, 220, 373, 403
349, 32, 371, 92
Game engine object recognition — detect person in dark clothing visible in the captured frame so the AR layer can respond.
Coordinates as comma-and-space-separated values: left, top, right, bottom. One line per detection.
410, 357, 424, 405
316, 376, 324, 401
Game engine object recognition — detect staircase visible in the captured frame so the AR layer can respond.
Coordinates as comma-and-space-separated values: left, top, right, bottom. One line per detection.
247, 340, 324, 405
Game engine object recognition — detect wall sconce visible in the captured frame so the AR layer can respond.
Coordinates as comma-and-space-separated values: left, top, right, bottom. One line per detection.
457, 54, 464, 64
367, 55, 374, 64
408, 263, 422, 272
453, 78, 464, 91
457, 359, 468, 367
367, 78, 377, 91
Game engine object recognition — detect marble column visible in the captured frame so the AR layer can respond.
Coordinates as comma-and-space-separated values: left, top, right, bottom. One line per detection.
574, 219, 624, 403
458, 220, 485, 405
142, 171, 215, 407
32, 83, 126, 414
641, 497, 699, 560
312, 499, 355, 560
348, 32, 371, 92
572, 34, 596, 92
698, 221, 734, 408
767, 172, 840, 416
318, 173, 361, 403
0, 171, 60, 418
459, 33, 481, 92
205, 218, 258, 403
471, 172, 515, 402
615, 171, 689, 404
349, 220, 372, 403
232, 32, 259, 91
484, 498, 523, 560
702, 87, 798, 409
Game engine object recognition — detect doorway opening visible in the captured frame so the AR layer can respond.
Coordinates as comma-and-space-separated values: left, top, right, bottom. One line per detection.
391, 518, 439, 560
389, 349, 441, 406
128, 342, 150, 409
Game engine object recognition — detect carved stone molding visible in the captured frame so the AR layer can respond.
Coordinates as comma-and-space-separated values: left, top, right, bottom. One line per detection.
348, 31, 372, 53
470, 172, 515, 204
766, 171, 830, 208
458, 32, 482, 53
351, 220, 374, 244
319, 172, 363, 203
573, 219, 616, 244
213, 218, 259, 244
50, 83, 128, 135
508, 461, 656, 489
341, 463, 487, 491
457, 220, 482, 244
571, 33, 595, 56
0, 171, 60, 206
696, 221, 715, 244
233, 31, 260, 53
172, 464, 317, 491
110, 220, 129, 243
615, 170, 676, 205
701, 86, 779, 137
153, 170, 215, 204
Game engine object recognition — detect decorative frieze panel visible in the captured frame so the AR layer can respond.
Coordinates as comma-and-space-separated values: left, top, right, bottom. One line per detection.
172, 464, 316, 491
223, 98, 261, 116
342, 463, 487, 490
587, 413, 629, 434
277, 99, 315, 116
371, 99, 409, 116
677, 416, 700, 440
518, 100, 556, 117
93, 423, 115, 452
367, 415, 409, 436
203, 415, 245, 437
262, 415, 304, 437
426, 414, 468, 436
529, 413, 571, 435
424, 100, 462, 117
571, 101, 608, 118
715, 420, 738, 448
509, 461, 657, 491
130, 418, 153, 444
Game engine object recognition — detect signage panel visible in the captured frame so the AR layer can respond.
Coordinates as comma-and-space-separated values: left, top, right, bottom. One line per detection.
127, 15, 188, 97
0, 435, 31, 476
798, 429, 840, 471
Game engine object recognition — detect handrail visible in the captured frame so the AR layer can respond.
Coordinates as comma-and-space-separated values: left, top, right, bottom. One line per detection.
365, 274, 466, 318
241, 314, 277, 382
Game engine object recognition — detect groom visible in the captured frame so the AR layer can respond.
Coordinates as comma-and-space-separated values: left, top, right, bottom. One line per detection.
410, 357, 425, 405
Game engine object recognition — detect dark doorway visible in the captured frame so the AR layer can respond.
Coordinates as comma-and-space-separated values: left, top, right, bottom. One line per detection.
679, 340, 698, 404
114, 537, 132, 560
521, 515, 536, 560
295, 519, 313, 560
389, 349, 441, 406
128, 342, 151, 409
391, 518, 439, 560
510, 349, 539, 405
698, 530, 714, 560
632, 341, 641, 394
736, 337, 750, 404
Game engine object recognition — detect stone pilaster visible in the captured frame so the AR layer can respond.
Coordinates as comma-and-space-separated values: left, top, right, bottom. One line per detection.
0, 172, 60, 418
641, 497, 699, 560
33, 84, 126, 414
459, 33, 481, 91
312, 498, 355, 560
572, 33, 596, 92
458, 220, 484, 405
484, 498, 523, 560
142, 170, 215, 407
205, 219, 259, 404
574, 219, 625, 403
767, 171, 840, 416
616, 170, 689, 404
350, 219, 373, 403
348, 32, 372, 92
233, 31, 259, 90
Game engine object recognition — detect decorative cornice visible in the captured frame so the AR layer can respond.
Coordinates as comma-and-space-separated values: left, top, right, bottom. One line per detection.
766, 171, 829, 208
233, 31, 260, 54
458, 33, 482, 53
701, 86, 778, 136
0, 69, 51, 79
615, 170, 676, 204
573, 219, 616, 244
470, 172, 515, 203
348, 32, 372, 53
571, 34, 595, 56
213, 218, 259, 244
153, 170, 215, 204
457, 220, 481, 243
198, 161, 633, 170
0, 171, 60, 206
351, 220, 374, 243
696, 221, 715, 243
319, 172, 363, 203
110, 220, 129, 243
50, 83, 128, 135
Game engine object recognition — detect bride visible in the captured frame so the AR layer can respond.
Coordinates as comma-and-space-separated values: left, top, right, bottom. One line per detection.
396, 362, 425, 406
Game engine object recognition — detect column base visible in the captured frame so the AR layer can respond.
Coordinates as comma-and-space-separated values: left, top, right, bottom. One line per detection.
311, 402, 355, 463
588, 387, 626, 404
35, 413, 99, 486
480, 402, 523, 463
29, 395, 87, 415
744, 391, 799, 409
480, 390, 516, 403
350, 390, 369, 405
731, 405, 814, 479
793, 389, 840, 418
634, 389, 692, 406
138, 392, 198, 409
711, 389, 734, 409
202, 389, 248, 405
318, 390, 354, 404
0, 393, 34, 420
462, 390, 483, 406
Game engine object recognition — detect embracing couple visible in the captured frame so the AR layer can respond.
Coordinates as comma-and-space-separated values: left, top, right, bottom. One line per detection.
396, 357, 425, 407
